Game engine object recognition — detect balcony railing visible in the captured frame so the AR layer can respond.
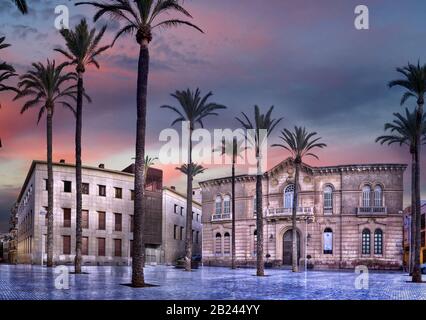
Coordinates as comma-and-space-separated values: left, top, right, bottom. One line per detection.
212, 213, 231, 221
267, 207, 313, 217
357, 207, 387, 215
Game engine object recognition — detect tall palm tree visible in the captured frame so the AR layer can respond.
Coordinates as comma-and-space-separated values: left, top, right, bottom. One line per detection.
15, 60, 77, 267
12, 0, 28, 14
162, 88, 226, 271
0, 37, 18, 148
389, 62, 426, 283
76, 0, 203, 287
376, 108, 426, 275
236, 105, 282, 276
215, 137, 246, 269
273, 126, 326, 272
55, 18, 109, 274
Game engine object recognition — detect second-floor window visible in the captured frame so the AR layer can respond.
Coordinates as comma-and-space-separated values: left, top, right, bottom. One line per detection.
324, 186, 333, 213
223, 195, 231, 215
374, 185, 383, 207
82, 210, 89, 229
362, 185, 371, 207
114, 213, 122, 232
63, 208, 71, 228
98, 211, 106, 230
215, 196, 222, 215
284, 184, 294, 209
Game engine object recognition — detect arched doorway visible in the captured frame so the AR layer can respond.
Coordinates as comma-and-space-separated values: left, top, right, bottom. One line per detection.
283, 229, 300, 265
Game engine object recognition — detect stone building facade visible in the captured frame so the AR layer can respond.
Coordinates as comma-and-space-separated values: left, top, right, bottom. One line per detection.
200, 158, 406, 270
16, 160, 163, 265
162, 187, 202, 264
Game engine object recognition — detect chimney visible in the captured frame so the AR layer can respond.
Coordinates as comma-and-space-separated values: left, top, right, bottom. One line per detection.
171, 186, 176, 191
59, 159, 65, 164
99, 164, 105, 169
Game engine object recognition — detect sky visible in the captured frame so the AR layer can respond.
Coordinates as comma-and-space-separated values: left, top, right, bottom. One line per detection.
1, 0, 426, 232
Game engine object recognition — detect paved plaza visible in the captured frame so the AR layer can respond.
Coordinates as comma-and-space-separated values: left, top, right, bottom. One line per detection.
0, 264, 425, 300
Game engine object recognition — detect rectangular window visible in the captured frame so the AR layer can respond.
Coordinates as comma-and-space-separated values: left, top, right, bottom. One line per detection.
43, 207, 48, 226
130, 215, 134, 233
180, 207, 184, 216
114, 213, 122, 232
422, 231, 425, 247
174, 204, 178, 214
82, 210, 89, 229
63, 181, 72, 193
44, 179, 48, 191
63, 208, 71, 228
174, 225, 178, 240
82, 183, 89, 195
180, 226, 184, 241
130, 190, 135, 201
63, 235, 71, 255
98, 211, 106, 230
98, 185, 106, 197
114, 187, 122, 199
82, 236, 89, 255
196, 231, 199, 244
98, 238, 105, 256
114, 239, 122, 257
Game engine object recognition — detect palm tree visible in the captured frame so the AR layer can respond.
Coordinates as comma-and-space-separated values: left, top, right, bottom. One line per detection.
273, 126, 326, 272
55, 18, 109, 274
12, 0, 28, 14
162, 88, 226, 271
376, 108, 426, 275
214, 137, 246, 269
76, 0, 203, 287
15, 60, 77, 267
389, 62, 426, 283
236, 106, 282, 276
0, 36, 18, 148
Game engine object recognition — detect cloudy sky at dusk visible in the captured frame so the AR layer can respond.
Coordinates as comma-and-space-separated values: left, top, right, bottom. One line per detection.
1, 0, 426, 231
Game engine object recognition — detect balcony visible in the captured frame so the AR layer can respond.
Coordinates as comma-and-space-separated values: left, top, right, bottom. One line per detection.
212, 213, 231, 221
267, 207, 313, 217
357, 207, 387, 215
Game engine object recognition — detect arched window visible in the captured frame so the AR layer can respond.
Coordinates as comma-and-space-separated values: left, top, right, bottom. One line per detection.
224, 232, 231, 255
223, 195, 231, 216
374, 229, 383, 255
324, 186, 333, 214
253, 229, 257, 256
362, 185, 371, 208
362, 229, 371, 255
374, 186, 383, 207
215, 196, 222, 215
323, 228, 333, 254
284, 184, 295, 209
215, 233, 222, 255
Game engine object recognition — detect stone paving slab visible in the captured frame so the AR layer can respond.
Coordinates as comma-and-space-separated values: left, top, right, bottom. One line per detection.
0, 264, 425, 300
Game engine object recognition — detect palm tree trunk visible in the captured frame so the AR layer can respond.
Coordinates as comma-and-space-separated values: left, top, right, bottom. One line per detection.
74, 72, 83, 274
256, 158, 264, 276
292, 161, 300, 272
231, 158, 236, 269
46, 107, 54, 267
412, 103, 423, 283
409, 151, 416, 274
184, 125, 193, 272
132, 41, 149, 287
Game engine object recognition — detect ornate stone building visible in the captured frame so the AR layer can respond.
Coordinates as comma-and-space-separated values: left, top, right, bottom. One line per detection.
200, 158, 406, 270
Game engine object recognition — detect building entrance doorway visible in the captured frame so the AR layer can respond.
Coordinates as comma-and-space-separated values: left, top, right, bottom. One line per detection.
283, 229, 300, 265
